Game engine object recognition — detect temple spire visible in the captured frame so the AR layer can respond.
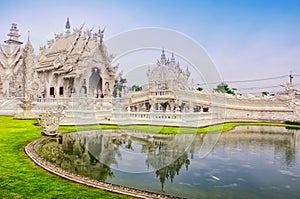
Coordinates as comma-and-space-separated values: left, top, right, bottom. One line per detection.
27, 30, 30, 42
160, 48, 166, 64
25, 31, 34, 53
185, 66, 190, 78
5, 23, 23, 45
98, 27, 105, 44
171, 52, 176, 64
65, 18, 71, 33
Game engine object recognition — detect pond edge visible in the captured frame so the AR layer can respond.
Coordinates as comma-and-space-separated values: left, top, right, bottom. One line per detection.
25, 137, 185, 199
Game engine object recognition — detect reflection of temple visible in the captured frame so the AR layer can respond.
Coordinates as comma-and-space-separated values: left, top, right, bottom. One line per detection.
37, 127, 299, 192
37, 129, 196, 189
154, 153, 190, 191
37, 130, 123, 181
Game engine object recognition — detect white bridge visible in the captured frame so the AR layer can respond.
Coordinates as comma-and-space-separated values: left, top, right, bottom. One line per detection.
1, 88, 299, 128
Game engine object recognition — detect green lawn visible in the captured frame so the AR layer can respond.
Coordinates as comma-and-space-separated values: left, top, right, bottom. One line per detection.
0, 116, 131, 199
58, 121, 300, 134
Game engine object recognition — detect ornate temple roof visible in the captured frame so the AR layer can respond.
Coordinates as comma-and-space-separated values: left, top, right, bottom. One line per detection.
36, 19, 111, 78
147, 49, 190, 90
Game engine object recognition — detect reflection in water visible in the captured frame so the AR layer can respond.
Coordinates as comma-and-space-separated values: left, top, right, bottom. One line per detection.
38, 132, 118, 181
217, 126, 297, 166
38, 130, 196, 188
37, 126, 300, 199
154, 153, 190, 191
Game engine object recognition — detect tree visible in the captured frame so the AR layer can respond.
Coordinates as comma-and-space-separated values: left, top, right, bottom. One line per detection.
214, 82, 235, 95
113, 78, 127, 97
130, 85, 142, 92
261, 91, 269, 96
196, 87, 203, 92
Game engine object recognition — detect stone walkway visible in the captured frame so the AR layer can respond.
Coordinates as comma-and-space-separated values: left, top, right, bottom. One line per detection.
25, 138, 185, 199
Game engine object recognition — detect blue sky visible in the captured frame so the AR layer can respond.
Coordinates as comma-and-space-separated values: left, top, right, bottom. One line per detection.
1, 0, 300, 93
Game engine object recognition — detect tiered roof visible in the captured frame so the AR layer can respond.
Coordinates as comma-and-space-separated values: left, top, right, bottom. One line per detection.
0, 24, 23, 77
0, 24, 23, 96
4, 23, 23, 45
36, 19, 113, 79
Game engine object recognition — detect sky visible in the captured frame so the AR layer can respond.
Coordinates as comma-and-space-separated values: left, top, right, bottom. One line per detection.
1, 0, 300, 94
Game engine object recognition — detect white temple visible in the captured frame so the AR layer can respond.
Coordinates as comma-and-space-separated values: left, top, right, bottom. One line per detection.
127, 49, 204, 113
147, 49, 190, 91
0, 20, 299, 127
0, 19, 119, 99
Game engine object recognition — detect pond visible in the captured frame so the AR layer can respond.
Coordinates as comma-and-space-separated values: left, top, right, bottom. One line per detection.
37, 126, 300, 199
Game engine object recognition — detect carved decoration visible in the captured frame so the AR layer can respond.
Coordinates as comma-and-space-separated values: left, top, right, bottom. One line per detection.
38, 103, 68, 136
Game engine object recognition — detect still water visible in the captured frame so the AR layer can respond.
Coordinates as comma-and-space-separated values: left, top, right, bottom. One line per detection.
37, 126, 300, 199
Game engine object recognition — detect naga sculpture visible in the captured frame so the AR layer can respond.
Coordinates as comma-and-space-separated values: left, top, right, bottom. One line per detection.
38, 103, 68, 136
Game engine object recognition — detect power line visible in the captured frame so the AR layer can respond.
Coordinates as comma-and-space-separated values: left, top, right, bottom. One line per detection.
293, 83, 300, 86
236, 85, 282, 91
198, 74, 289, 86
235, 83, 300, 92
226, 75, 287, 84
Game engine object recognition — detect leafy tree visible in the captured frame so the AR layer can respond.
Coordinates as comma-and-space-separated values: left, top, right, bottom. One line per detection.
261, 91, 269, 96
214, 82, 235, 95
113, 78, 127, 97
196, 87, 203, 91
130, 85, 142, 92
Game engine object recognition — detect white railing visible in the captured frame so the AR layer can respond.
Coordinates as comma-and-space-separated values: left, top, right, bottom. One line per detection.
129, 111, 181, 120
112, 111, 216, 121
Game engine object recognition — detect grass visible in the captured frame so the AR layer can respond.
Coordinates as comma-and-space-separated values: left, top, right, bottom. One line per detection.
0, 116, 132, 199
1, 116, 300, 198
58, 121, 300, 134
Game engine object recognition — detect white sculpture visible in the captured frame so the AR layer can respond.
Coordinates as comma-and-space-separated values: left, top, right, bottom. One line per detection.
15, 32, 40, 119
38, 103, 67, 136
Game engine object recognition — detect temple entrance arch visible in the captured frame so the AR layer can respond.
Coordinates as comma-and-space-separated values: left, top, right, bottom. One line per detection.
89, 68, 102, 97
161, 102, 171, 112
81, 86, 87, 94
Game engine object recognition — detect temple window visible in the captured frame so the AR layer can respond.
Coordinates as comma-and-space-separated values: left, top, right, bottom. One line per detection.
203, 107, 209, 112
50, 87, 54, 96
59, 87, 64, 96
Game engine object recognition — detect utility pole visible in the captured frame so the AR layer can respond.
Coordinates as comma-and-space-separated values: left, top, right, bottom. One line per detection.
289, 71, 294, 85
